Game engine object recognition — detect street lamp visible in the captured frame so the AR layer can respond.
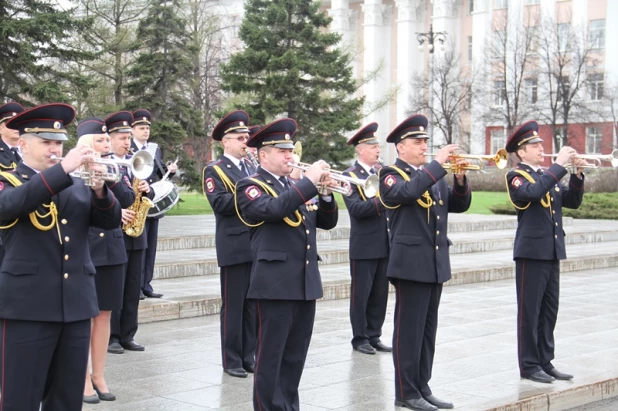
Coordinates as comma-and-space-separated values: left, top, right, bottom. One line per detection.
416, 24, 447, 146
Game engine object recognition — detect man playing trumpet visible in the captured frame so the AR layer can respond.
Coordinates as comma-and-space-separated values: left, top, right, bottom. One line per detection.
505, 121, 585, 384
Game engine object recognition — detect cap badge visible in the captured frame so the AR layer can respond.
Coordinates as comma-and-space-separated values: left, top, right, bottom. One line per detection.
285, 134, 290, 140
419, 126, 425, 132
11, 112, 15, 116
123, 121, 128, 126
102, 125, 107, 132
143, 117, 147, 121
53, 121, 61, 129
239, 121, 245, 127
533, 131, 538, 136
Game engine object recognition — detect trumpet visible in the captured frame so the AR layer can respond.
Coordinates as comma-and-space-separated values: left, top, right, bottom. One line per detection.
50, 150, 155, 185
287, 162, 379, 198
542, 149, 618, 170
245, 148, 259, 168
426, 148, 509, 174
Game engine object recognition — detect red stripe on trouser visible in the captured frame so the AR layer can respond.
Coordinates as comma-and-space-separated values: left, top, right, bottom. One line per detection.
222, 268, 227, 369
518, 260, 526, 373
254, 301, 263, 411
395, 280, 404, 398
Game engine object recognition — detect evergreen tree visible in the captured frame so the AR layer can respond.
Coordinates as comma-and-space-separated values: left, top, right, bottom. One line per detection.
0, 0, 92, 103
221, 0, 363, 167
125, 0, 206, 190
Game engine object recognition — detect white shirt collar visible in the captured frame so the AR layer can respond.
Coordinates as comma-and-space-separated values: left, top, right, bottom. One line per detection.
261, 167, 287, 186
357, 160, 373, 174
223, 153, 242, 169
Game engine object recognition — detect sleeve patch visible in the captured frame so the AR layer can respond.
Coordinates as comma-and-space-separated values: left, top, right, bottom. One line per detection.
0, 181, 4, 191
245, 185, 261, 200
511, 177, 523, 189
385, 175, 396, 188
205, 177, 215, 193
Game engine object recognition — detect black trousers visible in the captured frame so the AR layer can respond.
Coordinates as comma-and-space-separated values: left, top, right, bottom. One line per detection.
141, 217, 159, 293
516, 258, 560, 377
0, 319, 90, 411
219, 263, 256, 370
392, 279, 442, 401
253, 299, 316, 411
349, 257, 389, 347
111, 249, 145, 344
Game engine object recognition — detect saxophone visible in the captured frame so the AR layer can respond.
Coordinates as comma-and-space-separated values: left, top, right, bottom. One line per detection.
122, 177, 154, 237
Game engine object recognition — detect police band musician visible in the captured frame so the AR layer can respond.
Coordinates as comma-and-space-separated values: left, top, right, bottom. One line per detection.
106, 111, 155, 355
0, 103, 122, 411
379, 114, 471, 411
76, 118, 137, 404
235, 118, 338, 411
130, 109, 177, 300
342, 122, 391, 355
202, 110, 257, 379
505, 121, 585, 384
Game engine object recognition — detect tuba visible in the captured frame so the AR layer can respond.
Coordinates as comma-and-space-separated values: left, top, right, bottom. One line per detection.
122, 149, 155, 237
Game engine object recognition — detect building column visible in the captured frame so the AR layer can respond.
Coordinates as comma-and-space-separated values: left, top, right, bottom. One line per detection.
328, 0, 359, 77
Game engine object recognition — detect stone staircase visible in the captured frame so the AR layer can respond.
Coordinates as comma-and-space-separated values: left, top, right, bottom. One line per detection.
139, 213, 618, 323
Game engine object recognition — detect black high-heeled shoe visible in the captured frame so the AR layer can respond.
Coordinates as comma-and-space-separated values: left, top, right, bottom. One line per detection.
92, 380, 117, 401
83, 393, 99, 404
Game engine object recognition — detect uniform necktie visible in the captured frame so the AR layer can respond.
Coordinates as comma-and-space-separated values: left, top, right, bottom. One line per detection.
10, 147, 21, 162
369, 168, 376, 175
279, 176, 290, 190
239, 161, 249, 176
537, 168, 544, 175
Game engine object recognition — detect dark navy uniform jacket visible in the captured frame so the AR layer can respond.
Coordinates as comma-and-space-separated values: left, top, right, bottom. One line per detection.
379, 158, 471, 284
342, 162, 389, 260
236, 168, 339, 301
88, 169, 136, 267
203, 156, 253, 267
0, 162, 121, 322
506, 162, 584, 261
0, 139, 19, 171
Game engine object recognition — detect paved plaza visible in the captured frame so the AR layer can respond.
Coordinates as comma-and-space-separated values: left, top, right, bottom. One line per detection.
85, 263, 618, 410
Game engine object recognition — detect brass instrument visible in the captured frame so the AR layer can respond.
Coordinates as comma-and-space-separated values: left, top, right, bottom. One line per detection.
245, 149, 259, 168
288, 161, 379, 197
542, 149, 618, 170
122, 177, 154, 237
50, 154, 121, 186
426, 148, 509, 174
121, 150, 156, 237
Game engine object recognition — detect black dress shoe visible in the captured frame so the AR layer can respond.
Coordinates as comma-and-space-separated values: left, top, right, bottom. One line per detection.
224, 368, 248, 378
139, 292, 145, 300
354, 343, 376, 355
83, 394, 100, 404
424, 394, 454, 409
371, 341, 392, 352
545, 368, 573, 380
523, 370, 555, 383
144, 291, 163, 298
92, 381, 117, 401
395, 398, 438, 411
121, 340, 145, 351
244, 364, 255, 373
107, 341, 124, 354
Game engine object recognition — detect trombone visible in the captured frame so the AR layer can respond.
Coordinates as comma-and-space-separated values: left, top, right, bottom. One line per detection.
426, 148, 509, 174
50, 150, 154, 186
287, 162, 379, 198
542, 149, 618, 170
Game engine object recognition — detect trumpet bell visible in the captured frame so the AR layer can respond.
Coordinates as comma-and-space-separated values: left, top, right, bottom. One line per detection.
115, 151, 155, 180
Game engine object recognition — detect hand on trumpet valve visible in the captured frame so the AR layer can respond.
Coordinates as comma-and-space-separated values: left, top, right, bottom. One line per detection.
59, 144, 96, 174
121, 209, 136, 225
452, 157, 468, 180
304, 160, 330, 185
138, 180, 151, 194
555, 146, 577, 167
571, 157, 588, 175
435, 144, 459, 165
88, 163, 107, 192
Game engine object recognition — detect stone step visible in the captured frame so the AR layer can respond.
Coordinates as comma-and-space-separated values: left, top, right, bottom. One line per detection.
152, 221, 618, 280
139, 241, 618, 323
156, 213, 571, 251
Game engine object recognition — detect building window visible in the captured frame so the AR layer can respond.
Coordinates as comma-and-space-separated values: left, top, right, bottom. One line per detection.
589, 19, 605, 49
589, 74, 604, 101
554, 127, 566, 151
467, 36, 473, 62
492, 30, 505, 59
491, 129, 506, 154
528, 26, 539, 53
493, 80, 506, 107
557, 23, 570, 53
469, 0, 474, 14
525, 0, 540, 4
525, 79, 538, 104
495, 0, 508, 9
586, 127, 602, 153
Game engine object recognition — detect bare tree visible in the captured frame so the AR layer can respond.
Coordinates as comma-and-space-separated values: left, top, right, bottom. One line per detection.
478, 10, 539, 136
605, 80, 618, 149
408, 48, 476, 149
536, 11, 598, 150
